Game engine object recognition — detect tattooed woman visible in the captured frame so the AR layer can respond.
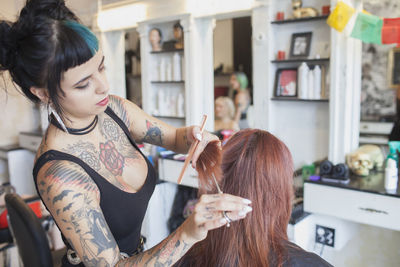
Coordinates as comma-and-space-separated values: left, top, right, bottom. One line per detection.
0, 1, 252, 266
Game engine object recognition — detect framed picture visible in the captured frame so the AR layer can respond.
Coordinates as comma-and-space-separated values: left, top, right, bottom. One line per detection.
388, 47, 400, 89
290, 32, 312, 58
274, 68, 298, 97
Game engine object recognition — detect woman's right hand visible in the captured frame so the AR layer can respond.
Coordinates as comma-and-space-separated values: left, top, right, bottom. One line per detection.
181, 193, 252, 243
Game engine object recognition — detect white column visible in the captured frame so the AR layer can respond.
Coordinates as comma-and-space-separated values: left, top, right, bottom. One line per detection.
181, 16, 216, 130
100, 31, 126, 98
328, 0, 362, 163
137, 23, 151, 114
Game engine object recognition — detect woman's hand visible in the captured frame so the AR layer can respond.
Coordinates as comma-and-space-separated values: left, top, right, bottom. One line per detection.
181, 193, 252, 243
190, 126, 220, 168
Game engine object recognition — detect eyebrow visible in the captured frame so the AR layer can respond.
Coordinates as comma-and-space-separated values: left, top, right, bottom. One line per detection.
72, 56, 105, 87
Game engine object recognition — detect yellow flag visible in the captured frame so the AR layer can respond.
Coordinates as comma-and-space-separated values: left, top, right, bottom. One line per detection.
327, 1, 356, 32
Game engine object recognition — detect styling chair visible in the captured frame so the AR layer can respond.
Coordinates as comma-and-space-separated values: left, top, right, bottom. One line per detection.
5, 193, 65, 267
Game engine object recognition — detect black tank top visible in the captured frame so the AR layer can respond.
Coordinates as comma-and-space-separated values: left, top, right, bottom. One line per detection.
33, 107, 157, 263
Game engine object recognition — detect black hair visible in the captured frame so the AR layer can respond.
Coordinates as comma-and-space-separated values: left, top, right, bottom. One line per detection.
0, 0, 99, 121
150, 27, 163, 44
173, 22, 183, 31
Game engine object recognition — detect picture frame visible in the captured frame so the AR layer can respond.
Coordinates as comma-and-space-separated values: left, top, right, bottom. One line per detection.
388, 47, 400, 89
290, 32, 313, 58
274, 68, 298, 97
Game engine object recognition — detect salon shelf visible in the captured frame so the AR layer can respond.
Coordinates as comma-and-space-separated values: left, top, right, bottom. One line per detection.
271, 97, 329, 102
150, 49, 184, 54
271, 58, 330, 64
151, 81, 185, 84
271, 15, 329, 25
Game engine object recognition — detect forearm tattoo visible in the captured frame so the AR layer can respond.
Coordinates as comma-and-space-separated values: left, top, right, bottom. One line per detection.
142, 120, 163, 146
116, 230, 192, 267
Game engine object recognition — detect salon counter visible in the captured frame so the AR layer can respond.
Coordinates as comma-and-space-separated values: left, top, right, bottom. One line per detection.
304, 171, 400, 231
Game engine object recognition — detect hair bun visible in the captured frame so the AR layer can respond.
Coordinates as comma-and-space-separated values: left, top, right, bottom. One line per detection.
0, 21, 14, 70
20, 0, 77, 21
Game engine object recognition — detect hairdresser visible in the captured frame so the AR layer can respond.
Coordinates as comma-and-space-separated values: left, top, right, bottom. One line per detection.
0, 1, 252, 266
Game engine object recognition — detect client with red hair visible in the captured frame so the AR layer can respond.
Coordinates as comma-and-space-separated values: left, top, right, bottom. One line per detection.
175, 129, 332, 267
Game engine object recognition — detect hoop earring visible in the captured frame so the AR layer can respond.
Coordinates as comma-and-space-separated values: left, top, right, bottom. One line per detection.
48, 104, 69, 133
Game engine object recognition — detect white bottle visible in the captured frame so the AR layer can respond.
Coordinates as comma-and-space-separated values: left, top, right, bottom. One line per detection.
159, 58, 166, 81
308, 68, 314, 99
177, 92, 185, 117
313, 65, 321, 100
298, 63, 309, 99
157, 90, 165, 115
385, 158, 398, 192
166, 62, 172, 81
172, 53, 182, 81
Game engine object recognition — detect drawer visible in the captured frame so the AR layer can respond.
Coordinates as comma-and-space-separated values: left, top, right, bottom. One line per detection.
19, 133, 42, 152
304, 183, 400, 231
158, 159, 198, 188
359, 121, 393, 135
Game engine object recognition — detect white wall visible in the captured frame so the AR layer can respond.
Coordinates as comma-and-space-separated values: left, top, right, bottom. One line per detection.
0, 1, 39, 146
213, 19, 233, 73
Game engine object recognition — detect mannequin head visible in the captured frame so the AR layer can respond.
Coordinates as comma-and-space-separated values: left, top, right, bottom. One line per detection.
215, 96, 235, 120
230, 71, 248, 91
173, 22, 184, 49
149, 28, 162, 51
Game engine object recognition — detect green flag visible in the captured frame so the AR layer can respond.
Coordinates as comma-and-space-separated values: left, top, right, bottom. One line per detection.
351, 12, 383, 44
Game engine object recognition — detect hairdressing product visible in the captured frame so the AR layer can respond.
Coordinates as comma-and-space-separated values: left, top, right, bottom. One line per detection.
157, 89, 164, 115
387, 141, 400, 166
177, 92, 185, 117
307, 68, 314, 99
298, 62, 309, 99
313, 65, 321, 99
159, 58, 166, 81
166, 62, 172, 81
385, 158, 398, 192
172, 53, 182, 81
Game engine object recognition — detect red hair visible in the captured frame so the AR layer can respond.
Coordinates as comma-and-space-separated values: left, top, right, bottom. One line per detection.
176, 129, 294, 267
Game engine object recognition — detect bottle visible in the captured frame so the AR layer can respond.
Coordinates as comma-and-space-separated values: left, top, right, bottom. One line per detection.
166, 62, 172, 81
172, 53, 182, 81
298, 62, 309, 99
385, 158, 398, 192
157, 90, 164, 115
308, 68, 314, 99
177, 92, 185, 117
159, 58, 166, 81
313, 65, 321, 99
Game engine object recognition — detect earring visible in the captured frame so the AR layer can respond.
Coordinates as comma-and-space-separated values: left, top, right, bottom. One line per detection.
48, 104, 69, 133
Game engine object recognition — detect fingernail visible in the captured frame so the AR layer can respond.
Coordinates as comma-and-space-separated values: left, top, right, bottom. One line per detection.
242, 199, 252, 204
195, 133, 202, 141
238, 211, 247, 217
243, 206, 252, 213
220, 218, 227, 224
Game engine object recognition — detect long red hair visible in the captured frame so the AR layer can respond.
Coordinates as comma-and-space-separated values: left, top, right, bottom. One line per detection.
176, 129, 294, 267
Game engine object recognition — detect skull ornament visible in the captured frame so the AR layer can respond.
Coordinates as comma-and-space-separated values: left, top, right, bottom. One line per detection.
346, 145, 384, 176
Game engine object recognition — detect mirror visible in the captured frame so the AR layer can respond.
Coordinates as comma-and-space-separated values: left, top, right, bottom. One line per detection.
213, 16, 252, 137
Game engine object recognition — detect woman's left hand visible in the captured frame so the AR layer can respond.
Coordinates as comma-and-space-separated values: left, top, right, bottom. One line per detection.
189, 126, 220, 168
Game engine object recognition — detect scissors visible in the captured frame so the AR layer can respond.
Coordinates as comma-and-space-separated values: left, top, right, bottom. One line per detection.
211, 173, 232, 227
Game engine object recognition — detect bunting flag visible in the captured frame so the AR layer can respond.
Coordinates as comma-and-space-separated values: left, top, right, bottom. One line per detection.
327, 1, 400, 45
350, 12, 383, 44
326, 1, 355, 32
382, 18, 400, 44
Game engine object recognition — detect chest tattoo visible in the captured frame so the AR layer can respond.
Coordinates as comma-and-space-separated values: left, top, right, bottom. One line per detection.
99, 140, 125, 176
64, 141, 101, 171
